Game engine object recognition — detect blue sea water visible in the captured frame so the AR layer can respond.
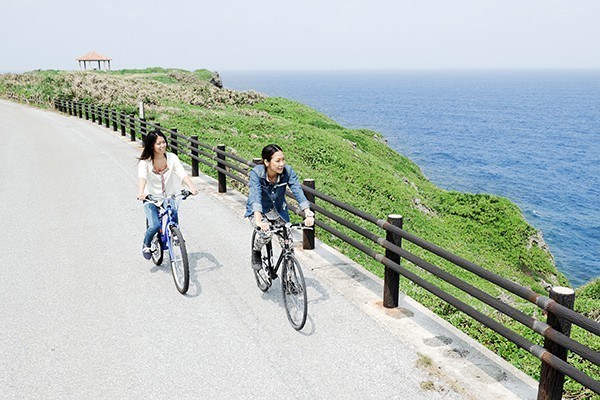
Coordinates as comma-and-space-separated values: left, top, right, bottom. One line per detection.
222, 70, 600, 288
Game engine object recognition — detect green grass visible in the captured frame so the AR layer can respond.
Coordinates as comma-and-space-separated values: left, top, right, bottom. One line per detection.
1, 68, 597, 399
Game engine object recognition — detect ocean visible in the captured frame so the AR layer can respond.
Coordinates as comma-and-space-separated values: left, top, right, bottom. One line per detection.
222, 70, 600, 288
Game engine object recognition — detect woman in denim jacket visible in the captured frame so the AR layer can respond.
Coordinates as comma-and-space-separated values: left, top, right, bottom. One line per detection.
245, 144, 314, 270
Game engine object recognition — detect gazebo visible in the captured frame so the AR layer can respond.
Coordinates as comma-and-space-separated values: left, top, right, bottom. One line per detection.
76, 51, 112, 71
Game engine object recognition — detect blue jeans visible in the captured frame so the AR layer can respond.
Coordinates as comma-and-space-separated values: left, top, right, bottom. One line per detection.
143, 200, 178, 247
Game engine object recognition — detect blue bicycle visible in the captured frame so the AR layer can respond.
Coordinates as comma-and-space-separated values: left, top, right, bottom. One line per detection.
145, 190, 192, 294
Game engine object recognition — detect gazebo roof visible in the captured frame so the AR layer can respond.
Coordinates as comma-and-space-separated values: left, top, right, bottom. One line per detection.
76, 51, 112, 61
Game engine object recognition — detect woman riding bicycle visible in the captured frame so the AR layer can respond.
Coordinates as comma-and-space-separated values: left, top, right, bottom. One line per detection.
245, 144, 314, 270
137, 129, 198, 260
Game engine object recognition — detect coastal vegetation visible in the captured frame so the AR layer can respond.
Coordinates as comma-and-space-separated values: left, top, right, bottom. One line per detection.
1, 68, 597, 399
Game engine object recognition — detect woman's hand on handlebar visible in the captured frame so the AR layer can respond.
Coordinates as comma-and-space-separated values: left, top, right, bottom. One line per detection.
304, 215, 314, 227
137, 193, 147, 201
255, 218, 270, 232
303, 209, 315, 227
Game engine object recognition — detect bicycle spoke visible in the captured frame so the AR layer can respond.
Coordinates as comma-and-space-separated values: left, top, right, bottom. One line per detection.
169, 226, 189, 294
282, 256, 307, 330
150, 233, 163, 265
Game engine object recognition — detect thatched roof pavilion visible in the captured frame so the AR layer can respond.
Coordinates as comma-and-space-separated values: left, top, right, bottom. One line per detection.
76, 51, 112, 70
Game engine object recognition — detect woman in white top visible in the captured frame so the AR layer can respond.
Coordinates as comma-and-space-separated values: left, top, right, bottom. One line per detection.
137, 129, 198, 259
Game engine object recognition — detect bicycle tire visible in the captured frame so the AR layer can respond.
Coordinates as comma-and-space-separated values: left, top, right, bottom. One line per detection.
150, 232, 163, 265
168, 225, 189, 294
281, 255, 308, 330
251, 230, 272, 292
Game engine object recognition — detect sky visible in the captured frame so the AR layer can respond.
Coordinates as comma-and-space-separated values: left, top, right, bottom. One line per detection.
1, 0, 599, 73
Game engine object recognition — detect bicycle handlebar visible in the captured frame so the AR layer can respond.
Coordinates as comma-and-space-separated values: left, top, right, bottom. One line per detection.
255, 221, 314, 233
143, 189, 192, 202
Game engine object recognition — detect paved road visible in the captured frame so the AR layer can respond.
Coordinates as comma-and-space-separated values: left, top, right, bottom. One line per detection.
0, 100, 537, 399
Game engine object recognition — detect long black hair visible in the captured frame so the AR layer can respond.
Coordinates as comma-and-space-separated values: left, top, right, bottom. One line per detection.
138, 129, 168, 160
261, 144, 283, 162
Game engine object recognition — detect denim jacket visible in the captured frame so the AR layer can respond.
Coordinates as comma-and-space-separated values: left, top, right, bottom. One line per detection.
244, 164, 310, 222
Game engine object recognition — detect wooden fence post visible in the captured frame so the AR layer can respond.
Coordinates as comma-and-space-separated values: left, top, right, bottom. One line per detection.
302, 178, 315, 250
120, 112, 126, 136
217, 144, 226, 193
170, 128, 178, 156
129, 115, 136, 142
537, 286, 576, 400
191, 135, 199, 177
112, 109, 118, 131
97, 105, 103, 125
140, 118, 147, 142
383, 214, 403, 308
104, 108, 110, 128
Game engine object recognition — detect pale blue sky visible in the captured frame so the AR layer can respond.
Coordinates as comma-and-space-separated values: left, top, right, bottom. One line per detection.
1, 0, 599, 72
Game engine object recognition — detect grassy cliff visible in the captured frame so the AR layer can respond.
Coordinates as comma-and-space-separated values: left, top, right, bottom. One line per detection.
1, 68, 597, 398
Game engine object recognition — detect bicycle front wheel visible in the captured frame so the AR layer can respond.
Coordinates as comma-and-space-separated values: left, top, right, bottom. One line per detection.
168, 226, 189, 294
281, 255, 307, 330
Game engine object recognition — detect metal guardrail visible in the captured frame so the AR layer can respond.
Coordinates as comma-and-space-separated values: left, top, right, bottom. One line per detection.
50, 97, 600, 399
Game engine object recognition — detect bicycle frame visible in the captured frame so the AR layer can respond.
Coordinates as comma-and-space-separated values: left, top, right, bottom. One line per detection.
157, 199, 177, 251
147, 192, 188, 256
267, 225, 295, 275
260, 222, 309, 277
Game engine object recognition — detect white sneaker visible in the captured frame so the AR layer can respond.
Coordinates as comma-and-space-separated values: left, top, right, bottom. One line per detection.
142, 246, 152, 260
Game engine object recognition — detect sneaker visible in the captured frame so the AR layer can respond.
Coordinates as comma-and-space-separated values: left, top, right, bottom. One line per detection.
142, 246, 152, 260
251, 250, 262, 271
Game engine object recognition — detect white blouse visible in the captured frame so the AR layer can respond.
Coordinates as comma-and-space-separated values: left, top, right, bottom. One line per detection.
138, 152, 188, 198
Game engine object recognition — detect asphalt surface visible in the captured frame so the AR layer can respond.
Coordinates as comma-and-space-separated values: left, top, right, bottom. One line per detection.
0, 99, 538, 400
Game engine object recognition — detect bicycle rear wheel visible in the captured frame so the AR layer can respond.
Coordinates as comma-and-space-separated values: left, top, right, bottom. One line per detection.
251, 230, 272, 292
281, 255, 307, 330
168, 225, 189, 294
150, 232, 163, 265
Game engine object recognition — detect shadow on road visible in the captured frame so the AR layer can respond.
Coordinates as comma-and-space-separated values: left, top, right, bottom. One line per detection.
146, 250, 223, 298
185, 251, 223, 297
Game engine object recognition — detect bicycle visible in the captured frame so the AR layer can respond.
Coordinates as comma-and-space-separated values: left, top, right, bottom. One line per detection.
144, 189, 192, 294
252, 221, 311, 330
